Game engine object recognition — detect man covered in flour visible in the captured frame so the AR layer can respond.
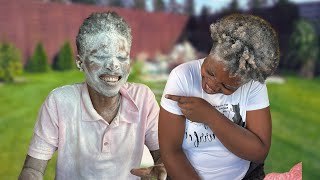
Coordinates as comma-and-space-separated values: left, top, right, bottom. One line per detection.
159, 14, 280, 179
19, 12, 166, 180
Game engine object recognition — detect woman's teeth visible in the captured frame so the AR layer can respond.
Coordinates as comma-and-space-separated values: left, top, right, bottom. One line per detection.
206, 84, 213, 91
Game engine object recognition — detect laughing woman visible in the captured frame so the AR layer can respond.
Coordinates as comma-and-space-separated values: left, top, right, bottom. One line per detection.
159, 14, 280, 180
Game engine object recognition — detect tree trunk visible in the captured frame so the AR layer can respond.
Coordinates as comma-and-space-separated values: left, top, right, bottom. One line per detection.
299, 59, 315, 79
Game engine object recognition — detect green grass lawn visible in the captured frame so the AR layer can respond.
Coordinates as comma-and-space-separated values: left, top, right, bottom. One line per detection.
0, 71, 319, 179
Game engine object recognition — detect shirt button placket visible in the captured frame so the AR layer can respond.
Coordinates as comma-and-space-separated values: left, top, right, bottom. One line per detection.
102, 133, 110, 153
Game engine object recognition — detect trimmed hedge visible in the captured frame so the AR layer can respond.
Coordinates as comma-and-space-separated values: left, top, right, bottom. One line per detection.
53, 41, 74, 71
25, 42, 49, 73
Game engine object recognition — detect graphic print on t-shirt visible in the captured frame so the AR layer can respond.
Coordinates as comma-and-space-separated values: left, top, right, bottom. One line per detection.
184, 103, 244, 148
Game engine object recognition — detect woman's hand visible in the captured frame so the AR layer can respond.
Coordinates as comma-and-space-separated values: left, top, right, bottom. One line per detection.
165, 94, 214, 124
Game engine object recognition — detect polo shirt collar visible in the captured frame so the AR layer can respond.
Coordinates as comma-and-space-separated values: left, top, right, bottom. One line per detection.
80, 83, 139, 124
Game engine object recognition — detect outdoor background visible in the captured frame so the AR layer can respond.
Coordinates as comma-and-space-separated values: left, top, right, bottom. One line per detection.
1, 0, 319, 179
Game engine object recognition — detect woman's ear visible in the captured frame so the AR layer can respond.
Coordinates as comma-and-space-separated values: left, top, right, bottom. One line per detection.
76, 55, 84, 72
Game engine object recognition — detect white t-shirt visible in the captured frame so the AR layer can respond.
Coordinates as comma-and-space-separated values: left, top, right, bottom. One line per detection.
160, 59, 270, 180
28, 82, 159, 180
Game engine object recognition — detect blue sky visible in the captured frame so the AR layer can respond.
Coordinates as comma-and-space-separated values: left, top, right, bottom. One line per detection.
146, 0, 320, 14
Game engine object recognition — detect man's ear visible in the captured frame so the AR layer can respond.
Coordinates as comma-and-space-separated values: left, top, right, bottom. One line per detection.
76, 55, 84, 71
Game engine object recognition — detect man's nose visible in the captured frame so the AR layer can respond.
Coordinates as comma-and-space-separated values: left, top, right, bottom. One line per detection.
106, 58, 120, 71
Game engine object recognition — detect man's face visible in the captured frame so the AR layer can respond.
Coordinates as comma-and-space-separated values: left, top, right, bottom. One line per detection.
80, 32, 131, 97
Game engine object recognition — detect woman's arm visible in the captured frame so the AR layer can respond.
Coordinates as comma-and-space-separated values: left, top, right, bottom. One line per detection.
159, 107, 201, 180
205, 107, 272, 163
165, 95, 272, 164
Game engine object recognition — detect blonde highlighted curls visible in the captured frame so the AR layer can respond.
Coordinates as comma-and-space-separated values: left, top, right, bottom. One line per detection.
210, 14, 280, 83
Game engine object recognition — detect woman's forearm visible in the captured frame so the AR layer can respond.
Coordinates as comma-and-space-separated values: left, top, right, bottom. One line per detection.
205, 107, 271, 163
159, 107, 201, 179
161, 148, 200, 180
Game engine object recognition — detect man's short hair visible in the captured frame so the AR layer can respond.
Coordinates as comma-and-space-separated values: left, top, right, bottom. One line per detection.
76, 11, 132, 56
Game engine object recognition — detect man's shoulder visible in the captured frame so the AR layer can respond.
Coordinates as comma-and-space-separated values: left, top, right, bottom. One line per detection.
123, 82, 152, 95
48, 83, 83, 102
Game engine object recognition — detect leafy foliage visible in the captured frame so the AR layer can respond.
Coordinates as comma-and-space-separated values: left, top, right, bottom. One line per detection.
287, 19, 319, 78
133, 0, 146, 10
0, 42, 23, 82
185, 0, 195, 15
128, 60, 144, 81
153, 0, 165, 11
71, 0, 96, 4
25, 43, 49, 73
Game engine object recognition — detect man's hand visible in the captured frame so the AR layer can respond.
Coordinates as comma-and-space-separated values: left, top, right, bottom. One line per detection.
165, 94, 214, 124
130, 163, 167, 180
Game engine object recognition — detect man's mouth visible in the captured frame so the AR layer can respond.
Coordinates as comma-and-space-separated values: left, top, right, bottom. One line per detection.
99, 74, 122, 84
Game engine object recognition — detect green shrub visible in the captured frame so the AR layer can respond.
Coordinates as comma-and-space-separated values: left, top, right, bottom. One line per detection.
128, 60, 144, 81
53, 41, 74, 71
0, 41, 23, 82
25, 42, 49, 72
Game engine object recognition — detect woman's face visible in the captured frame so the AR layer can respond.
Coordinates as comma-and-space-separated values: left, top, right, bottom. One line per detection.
201, 54, 242, 95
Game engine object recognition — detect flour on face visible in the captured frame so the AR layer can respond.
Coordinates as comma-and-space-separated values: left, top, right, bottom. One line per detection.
81, 31, 130, 97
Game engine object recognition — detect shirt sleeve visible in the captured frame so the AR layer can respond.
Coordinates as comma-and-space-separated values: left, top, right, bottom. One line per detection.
144, 88, 160, 151
28, 93, 59, 160
246, 81, 270, 111
160, 67, 187, 115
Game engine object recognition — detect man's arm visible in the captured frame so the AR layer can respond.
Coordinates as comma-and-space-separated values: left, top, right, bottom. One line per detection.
18, 155, 49, 180
130, 149, 167, 179
159, 107, 200, 180
150, 149, 162, 165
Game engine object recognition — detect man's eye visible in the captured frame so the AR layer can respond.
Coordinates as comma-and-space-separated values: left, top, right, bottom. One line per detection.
118, 57, 128, 61
94, 56, 108, 59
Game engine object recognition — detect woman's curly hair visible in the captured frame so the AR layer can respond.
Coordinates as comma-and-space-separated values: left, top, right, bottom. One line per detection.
210, 14, 280, 83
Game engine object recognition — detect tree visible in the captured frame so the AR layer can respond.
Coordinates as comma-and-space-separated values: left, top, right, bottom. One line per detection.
200, 6, 210, 19
110, 0, 124, 7
71, 0, 96, 4
247, 0, 267, 9
133, 0, 146, 10
288, 19, 319, 78
184, 0, 195, 15
0, 41, 23, 82
25, 42, 49, 73
220, 0, 241, 14
53, 41, 74, 71
153, 0, 165, 12
230, 0, 239, 11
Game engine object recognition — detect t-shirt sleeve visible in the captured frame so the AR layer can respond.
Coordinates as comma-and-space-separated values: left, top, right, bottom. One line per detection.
160, 67, 187, 115
144, 88, 160, 151
246, 81, 270, 111
28, 93, 59, 160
